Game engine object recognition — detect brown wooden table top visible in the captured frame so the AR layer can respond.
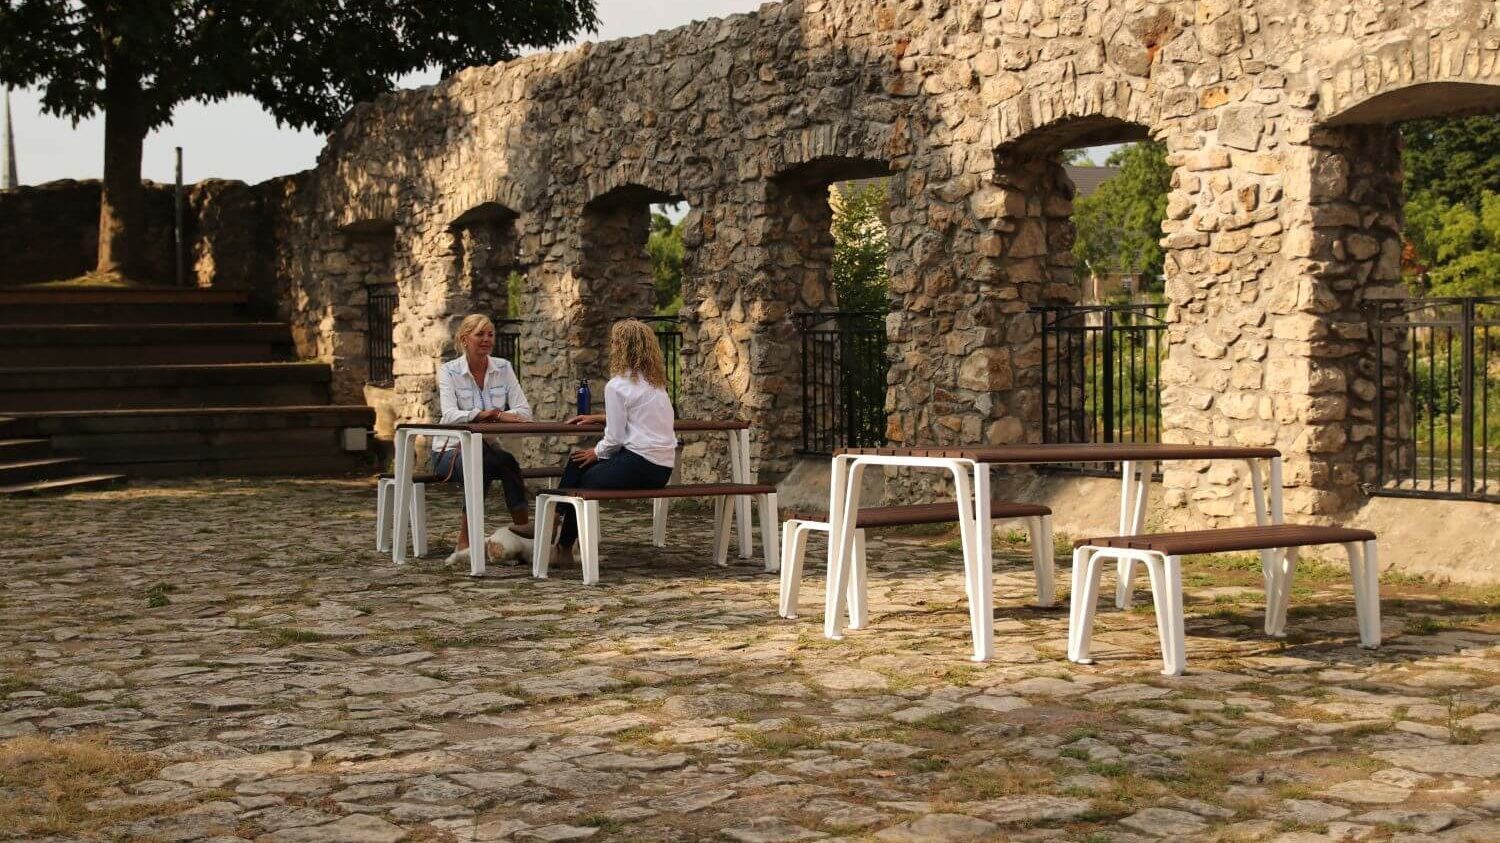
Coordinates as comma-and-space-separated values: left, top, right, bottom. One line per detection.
835, 442, 1280, 463
398, 419, 749, 434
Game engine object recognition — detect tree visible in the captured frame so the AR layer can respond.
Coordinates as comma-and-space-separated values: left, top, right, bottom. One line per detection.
647, 211, 684, 314
1070, 141, 1171, 292
1403, 116, 1500, 208
0, 1, 598, 280
830, 180, 889, 312
1404, 190, 1500, 297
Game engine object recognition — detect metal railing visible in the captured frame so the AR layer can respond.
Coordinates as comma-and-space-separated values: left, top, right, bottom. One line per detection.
798, 311, 888, 454
367, 286, 397, 386
1035, 303, 1166, 475
1370, 297, 1500, 502
494, 318, 523, 373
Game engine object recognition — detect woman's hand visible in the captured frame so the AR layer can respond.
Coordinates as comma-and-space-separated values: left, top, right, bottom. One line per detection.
565, 414, 605, 425
570, 447, 599, 467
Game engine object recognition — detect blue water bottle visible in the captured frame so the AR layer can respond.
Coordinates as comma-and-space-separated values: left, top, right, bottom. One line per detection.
577, 379, 591, 416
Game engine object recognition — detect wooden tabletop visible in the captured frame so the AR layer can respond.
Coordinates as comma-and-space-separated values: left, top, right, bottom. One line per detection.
836, 442, 1280, 463
398, 419, 749, 434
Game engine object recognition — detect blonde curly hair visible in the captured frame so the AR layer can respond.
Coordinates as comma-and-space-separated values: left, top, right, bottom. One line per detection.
609, 319, 667, 389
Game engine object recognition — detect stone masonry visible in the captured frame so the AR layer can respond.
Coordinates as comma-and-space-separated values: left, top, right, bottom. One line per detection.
158, 1, 1500, 519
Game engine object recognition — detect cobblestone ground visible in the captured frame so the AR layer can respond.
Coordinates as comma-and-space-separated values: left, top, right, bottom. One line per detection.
2, 478, 1499, 843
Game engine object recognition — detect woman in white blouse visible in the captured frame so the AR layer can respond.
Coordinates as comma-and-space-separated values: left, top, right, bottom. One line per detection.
555, 319, 678, 566
432, 314, 532, 555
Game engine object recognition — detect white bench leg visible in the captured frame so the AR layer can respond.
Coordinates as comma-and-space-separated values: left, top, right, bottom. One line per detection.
579, 500, 602, 585
1361, 540, 1382, 648
1268, 546, 1299, 638
968, 466, 995, 662
778, 520, 809, 618
376, 478, 393, 553
652, 498, 670, 547
532, 495, 560, 579
1030, 515, 1056, 608
1143, 553, 1187, 676
410, 483, 428, 557
1068, 548, 1108, 664
849, 529, 869, 630
712, 496, 734, 566
759, 493, 779, 573
1346, 541, 1382, 649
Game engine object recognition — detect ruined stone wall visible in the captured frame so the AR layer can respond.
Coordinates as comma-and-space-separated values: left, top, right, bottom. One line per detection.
270, 0, 1500, 518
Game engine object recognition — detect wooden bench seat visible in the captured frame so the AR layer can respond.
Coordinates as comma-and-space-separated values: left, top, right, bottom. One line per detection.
380, 465, 563, 483
785, 500, 1050, 528
1071, 523, 1381, 676
534, 483, 778, 584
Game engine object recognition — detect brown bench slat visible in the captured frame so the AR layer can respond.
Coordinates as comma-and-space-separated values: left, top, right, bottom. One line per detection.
521, 466, 565, 479
836, 443, 1280, 462
541, 483, 774, 501
380, 471, 438, 482
785, 500, 1049, 527
1078, 524, 1376, 556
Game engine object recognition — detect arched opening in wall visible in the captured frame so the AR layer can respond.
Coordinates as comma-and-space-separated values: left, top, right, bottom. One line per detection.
580, 185, 690, 403
999, 117, 1169, 456
337, 220, 398, 388
1319, 83, 1500, 501
770, 156, 892, 454
451, 202, 526, 370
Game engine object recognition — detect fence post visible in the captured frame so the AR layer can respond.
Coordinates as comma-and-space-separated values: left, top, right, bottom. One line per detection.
1039, 309, 1051, 444
1101, 309, 1115, 444
1462, 299, 1476, 497
1373, 305, 1385, 494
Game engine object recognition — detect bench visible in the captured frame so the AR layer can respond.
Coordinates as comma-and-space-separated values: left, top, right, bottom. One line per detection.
374, 466, 567, 554
1070, 524, 1381, 676
778, 501, 1056, 626
534, 483, 779, 584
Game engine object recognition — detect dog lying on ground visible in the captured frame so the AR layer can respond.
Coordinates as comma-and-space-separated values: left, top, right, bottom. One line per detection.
443, 525, 534, 569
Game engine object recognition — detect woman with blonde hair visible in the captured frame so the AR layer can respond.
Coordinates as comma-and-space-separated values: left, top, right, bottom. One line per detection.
554, 318, 678, 566
432, 314, 532, 557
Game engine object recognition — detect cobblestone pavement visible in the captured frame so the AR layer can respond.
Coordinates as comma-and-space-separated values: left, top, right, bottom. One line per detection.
2, 478, 1498, 843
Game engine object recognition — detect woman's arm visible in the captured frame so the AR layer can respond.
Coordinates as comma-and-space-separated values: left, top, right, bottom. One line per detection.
499, 361, 533, 421
594, 379, 627, 459
437, 364, 482, 425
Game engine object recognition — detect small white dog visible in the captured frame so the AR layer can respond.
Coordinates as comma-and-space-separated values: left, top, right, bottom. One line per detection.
444, 526, 534, 569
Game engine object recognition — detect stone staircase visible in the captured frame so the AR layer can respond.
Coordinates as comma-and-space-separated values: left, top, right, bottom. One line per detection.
0, 287, 375, 492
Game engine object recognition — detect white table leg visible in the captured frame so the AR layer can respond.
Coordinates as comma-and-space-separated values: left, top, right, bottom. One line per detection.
392, 429, 412, 565
464, 431, 487, 577
823, 455, 850, 617
1114, 460, 1137, 609
969, 463, 995, 662
825, 458, 869, 641
733, 429, 753, 558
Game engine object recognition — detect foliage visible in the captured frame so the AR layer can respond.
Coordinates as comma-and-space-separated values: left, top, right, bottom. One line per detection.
0, 1, 599, 135
830, 180, 890, 312
505, 271, 524, 319
1403, 116, 1500, 208
647, 212, 685, 315
1404, 191, 1500, 297
1059, 148, 1093, 166
1070, 141, 1171, 291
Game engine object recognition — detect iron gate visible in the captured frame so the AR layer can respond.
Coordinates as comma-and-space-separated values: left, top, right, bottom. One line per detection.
637, 316, 683, 407
1370, 297, 1500, 502
367, 286, 397, 386
798, 311, 888, 454
1035, 303, 1166, 473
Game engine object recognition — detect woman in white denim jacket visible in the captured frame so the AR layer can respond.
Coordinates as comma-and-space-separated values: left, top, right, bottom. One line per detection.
432, 314, 532, 555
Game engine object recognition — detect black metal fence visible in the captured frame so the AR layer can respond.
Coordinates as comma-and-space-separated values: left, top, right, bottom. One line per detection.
367, 286, 397, 386
495, 318, 523, 373
1370, 297, 1500, 502
635, 316, 683, 407
798, 311, 889, 454
1036, 303, 1166, 473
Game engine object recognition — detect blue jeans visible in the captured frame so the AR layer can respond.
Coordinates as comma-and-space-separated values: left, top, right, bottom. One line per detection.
556, 448, 672, 547
431, 443, 527, 513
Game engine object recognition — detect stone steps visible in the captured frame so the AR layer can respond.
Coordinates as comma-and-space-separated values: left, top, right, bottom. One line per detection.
0, 286, 252, 324
0, 472, 127, 496
12, 405, 375, 476
0, 362, 332, 411
0, 416, 127, 496
0, 322, 294, 366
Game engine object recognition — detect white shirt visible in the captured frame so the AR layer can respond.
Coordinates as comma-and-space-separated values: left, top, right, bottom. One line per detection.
596, 374, 677, 468
432, 355, 531, 452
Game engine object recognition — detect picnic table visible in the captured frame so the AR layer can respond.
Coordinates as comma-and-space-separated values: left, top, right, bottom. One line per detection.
822, 442, 1283, 661
389, 419, 754, 576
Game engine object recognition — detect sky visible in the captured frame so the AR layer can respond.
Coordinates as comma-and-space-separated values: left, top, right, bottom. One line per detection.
5, 1, 768, 187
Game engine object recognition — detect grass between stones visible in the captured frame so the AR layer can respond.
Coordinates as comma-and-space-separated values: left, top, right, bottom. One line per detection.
0, 734, 173, 837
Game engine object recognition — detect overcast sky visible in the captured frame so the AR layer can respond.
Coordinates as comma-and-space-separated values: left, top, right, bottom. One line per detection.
6, 1, 768, 187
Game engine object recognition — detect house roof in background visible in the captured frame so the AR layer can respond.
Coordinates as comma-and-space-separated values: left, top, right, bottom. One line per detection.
1065, 165, 1121, 198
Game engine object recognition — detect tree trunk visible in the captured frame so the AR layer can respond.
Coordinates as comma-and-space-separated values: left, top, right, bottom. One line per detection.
96, 54, 145, 279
